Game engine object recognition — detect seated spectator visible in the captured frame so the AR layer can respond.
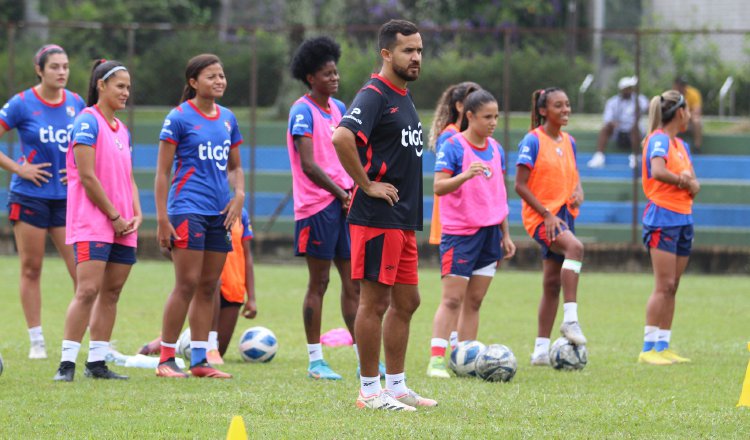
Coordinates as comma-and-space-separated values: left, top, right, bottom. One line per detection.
673, 76, 703, 152
588, 76, 649, 169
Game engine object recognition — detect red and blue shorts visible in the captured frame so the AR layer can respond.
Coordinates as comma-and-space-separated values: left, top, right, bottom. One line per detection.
440, 225, 502, 277
8, 192, 66, 229
532, 205, 576, 263
73, 241, 136, 265
169, 213, 232, 253
294, 199, 350, 260
350, 224, 418, 286
643, 224, 693, 256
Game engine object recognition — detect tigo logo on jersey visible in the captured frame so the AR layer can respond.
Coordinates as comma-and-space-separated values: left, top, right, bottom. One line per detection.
39, 124, 74, 153
401, 122, 423, 157
199, 140, 231, 171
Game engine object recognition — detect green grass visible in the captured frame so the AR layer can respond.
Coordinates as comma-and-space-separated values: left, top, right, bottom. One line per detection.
0, 257, 748, 438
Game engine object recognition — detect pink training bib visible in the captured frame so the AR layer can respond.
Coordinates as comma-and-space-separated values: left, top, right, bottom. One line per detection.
439, 133, 509, 235
66, 106, 136, 247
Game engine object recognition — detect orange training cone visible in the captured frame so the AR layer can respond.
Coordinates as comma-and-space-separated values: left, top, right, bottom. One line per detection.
737, 343, 750, 408
226, 415, 248, 440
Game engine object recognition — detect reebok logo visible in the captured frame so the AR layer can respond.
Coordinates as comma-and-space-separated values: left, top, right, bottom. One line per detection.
363, 380, 376, 386
385, 265, 395, 271
95, 243, 106, 248
392, 379, 403, 385
457, 259, 468, 264
389, 106, 399, 114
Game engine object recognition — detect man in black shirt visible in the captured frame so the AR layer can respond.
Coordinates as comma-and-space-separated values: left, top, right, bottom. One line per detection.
334, 19, 436, 411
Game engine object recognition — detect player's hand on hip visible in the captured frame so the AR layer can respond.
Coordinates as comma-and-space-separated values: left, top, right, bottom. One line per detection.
59, 168, 68, 185
363, 181, 399, 206
157, 218, 179, 249
18, 161, 52, 187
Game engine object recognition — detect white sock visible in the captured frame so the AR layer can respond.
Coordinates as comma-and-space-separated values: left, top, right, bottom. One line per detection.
87, 340, 110, 363
563, 302, 579, 323
644, 326, 659, 342
208, 331, 219, 351
352, 343, 360, 363
360, 375, 382, 397
386, 372, 407, 396
28, 326, 44, 343
657, 329, 671, 344
307, 343, 323, 363
61, 340, 81, 364
449, 331, 458, 348
431, 338, 449, 349
534, 337, 550, 355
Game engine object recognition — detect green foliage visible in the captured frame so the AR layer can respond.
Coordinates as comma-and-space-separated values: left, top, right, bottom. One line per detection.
0, 258, 748, 438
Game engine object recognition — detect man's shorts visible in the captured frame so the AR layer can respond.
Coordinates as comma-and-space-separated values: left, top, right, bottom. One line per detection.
294, 199, 350, 260
440, 225, 502, 277
73, 241, 136, 265
532, 205, 576, 263
350, 224, 418, 286
8, 192, 66, 229
170, 213, 232, 253
643, 224, 693, 257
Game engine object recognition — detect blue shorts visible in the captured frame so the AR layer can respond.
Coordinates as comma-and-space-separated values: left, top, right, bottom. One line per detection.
170, 213, 232, 253
439, 225, 502, 277
643, 224, 694, 256
532, 205, 576, 263
294, 199, 350, 260
8, 192, 66, 229
73, 241, 136, 265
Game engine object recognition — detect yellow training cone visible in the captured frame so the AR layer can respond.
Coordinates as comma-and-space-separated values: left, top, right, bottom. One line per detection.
737, 343, 750, 408
226, 415, 248, 440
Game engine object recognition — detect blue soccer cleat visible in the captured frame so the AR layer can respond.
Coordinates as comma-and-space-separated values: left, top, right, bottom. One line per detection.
308, 359, 342, 380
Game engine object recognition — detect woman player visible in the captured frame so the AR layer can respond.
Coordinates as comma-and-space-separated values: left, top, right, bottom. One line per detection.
515, 87, 587, 366
0, 44, 84, 359
638, 90, 699, 365
426, 81, 481, 352
426, 90, 515, 378
53, 59, 142, 381
155, 54, 244, 379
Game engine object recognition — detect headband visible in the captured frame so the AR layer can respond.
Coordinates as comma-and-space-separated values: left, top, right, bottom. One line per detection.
35, 45, 64, 65
661, 94, 685, 120
101, 66, 127, 81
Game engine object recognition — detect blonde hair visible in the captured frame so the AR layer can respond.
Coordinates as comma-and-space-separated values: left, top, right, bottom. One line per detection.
646, 89, 684, 133
428, 81, 481, 150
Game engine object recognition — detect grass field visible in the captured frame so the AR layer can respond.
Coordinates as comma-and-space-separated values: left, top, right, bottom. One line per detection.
0, 256, 748, 438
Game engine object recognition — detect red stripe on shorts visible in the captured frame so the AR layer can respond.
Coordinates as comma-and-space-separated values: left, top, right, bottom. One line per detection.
298, 226, 310, 254
649, 228, 662, 248
441, 247, 454, 277
78, 242, 91, 263
9, 203, 20, 221
174, 219, 190, 249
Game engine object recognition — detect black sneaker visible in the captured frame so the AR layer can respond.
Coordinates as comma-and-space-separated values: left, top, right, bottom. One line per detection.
53, 361, 76, 382
84, 361, 129, 380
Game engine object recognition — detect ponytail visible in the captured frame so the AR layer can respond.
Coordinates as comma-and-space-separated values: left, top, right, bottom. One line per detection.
87, 59, 127, 107
428, 81, 481, 150
645, 90, 684, 135
646, 95, 662, 134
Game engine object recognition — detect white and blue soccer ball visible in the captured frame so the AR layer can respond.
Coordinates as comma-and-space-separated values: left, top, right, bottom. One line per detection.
549, 337, 588, 370
450, 340, 486, 377
239, 326, 278, 363
475, 344, 517, 382
177, 328, 192, 361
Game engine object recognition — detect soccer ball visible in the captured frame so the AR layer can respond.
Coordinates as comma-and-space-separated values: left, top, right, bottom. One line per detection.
475, 344, 517, 382
239, 326, 278, 363
549, 337, 588, 370
449, 340, 486, 377
177, 328, 191, 361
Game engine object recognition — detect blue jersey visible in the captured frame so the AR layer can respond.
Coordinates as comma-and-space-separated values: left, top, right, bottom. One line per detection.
435, 135, 506, 175
160, 100, 243, 215
288, 96, 346, 138
0, 88, 85, 199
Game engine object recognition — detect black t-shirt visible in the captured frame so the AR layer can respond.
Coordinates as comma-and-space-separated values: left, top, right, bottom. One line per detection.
338, 74, 423, 230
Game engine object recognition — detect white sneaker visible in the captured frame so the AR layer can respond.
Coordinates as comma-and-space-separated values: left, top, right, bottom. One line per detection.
530, 351, 551, 366
560, 321, 587, 345
356, 390, 416, 411
628, 153, 637, 169
29, 340, 47, 359
392, 388, 438, 407
587, 152, 606, 168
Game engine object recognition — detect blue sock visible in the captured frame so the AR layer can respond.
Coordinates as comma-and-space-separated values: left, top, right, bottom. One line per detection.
654, 340, 669, 352
191, 347, 207, 366
642, 341, 656, 352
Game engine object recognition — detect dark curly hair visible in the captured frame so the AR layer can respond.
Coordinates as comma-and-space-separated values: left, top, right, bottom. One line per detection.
290, 36, 341, 88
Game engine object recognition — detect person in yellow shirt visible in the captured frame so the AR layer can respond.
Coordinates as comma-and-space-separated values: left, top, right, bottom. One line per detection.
673, 77, 703, 152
